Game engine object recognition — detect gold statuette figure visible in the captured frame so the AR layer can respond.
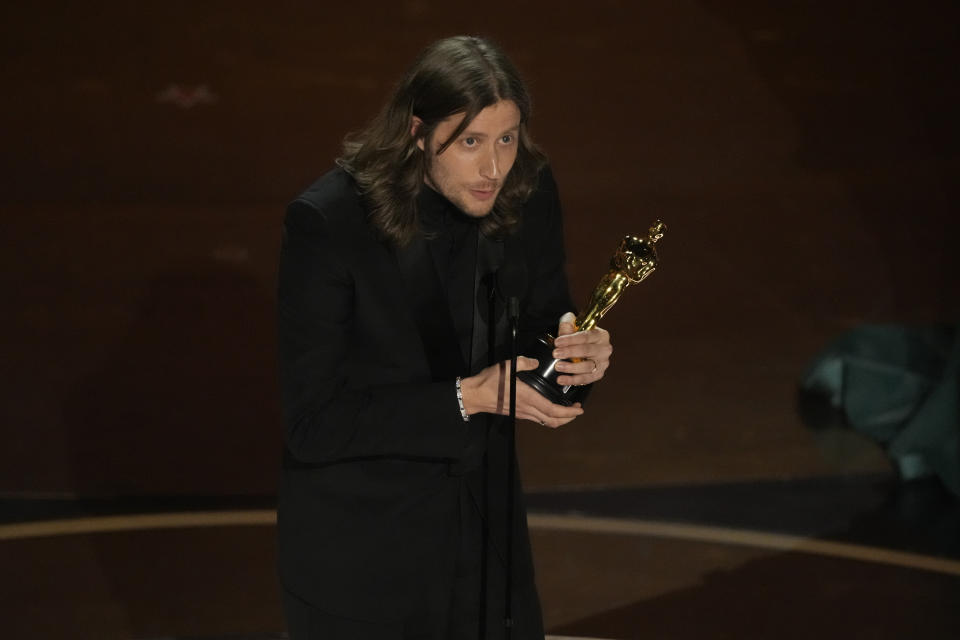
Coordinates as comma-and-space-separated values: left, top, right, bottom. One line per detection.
519, 220, 666, 406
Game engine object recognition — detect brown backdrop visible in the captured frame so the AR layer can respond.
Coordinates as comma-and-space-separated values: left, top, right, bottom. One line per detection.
2, 0, 957, 497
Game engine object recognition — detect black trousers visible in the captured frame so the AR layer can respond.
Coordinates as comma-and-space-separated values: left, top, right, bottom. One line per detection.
282, 478, 544, 640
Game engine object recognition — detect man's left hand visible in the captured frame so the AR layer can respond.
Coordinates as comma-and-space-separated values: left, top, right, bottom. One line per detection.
551, 311, 613, 386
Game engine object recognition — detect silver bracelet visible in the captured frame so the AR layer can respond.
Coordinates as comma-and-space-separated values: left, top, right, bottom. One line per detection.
455, 376, 470, 422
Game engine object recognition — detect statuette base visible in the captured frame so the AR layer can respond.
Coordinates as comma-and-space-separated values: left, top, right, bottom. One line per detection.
518, 335, 590, 407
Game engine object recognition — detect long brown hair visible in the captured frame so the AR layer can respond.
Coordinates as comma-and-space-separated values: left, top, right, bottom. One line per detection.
337, 36, 546, 246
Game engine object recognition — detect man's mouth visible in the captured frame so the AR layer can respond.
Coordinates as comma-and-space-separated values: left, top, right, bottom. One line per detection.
468, 185, 498, 201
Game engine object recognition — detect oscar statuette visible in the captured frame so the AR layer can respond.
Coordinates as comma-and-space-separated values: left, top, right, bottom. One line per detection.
518, 220, 667, 406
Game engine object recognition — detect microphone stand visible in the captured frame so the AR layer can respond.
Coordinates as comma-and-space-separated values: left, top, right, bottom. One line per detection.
478, 276, 498, 640
504, 296, 520, 639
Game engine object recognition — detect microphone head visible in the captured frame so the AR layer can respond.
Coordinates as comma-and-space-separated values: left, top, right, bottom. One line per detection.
477, 258, 528, 326
508, 296, 520, 320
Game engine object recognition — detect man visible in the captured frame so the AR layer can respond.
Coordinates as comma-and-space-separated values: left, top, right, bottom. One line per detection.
277, 36, 612, 639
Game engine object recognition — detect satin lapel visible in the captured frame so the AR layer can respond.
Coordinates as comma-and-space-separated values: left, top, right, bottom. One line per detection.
394, 234, 467, 380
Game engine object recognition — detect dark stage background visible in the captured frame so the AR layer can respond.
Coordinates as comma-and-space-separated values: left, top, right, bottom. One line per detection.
3, 0, 957, 497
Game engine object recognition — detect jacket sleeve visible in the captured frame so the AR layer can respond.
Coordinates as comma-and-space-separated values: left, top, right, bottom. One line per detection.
277, 200, 469, 465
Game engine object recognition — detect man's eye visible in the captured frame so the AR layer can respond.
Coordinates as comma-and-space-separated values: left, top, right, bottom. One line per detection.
500, 134, 514, 144
463, 137, 477, 146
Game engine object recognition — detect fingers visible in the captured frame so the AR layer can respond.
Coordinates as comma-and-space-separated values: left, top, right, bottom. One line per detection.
552, 326, 613, 386
555, 370, 601, 387
554, 353, 605, 385
553, 326, 611, 352
555, 358, 598, 376
473, 354, 588, 428
556, 311, 577, 337
512, 381, 583, 428
516, 356, 539, 372
488, 369, 583, 427
553, 327, 612, 361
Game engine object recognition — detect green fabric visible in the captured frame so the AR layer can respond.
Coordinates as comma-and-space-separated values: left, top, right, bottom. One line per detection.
801, 324, 960, 498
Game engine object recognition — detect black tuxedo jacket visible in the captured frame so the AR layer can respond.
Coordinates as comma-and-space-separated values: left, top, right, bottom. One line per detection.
276, 166, 573, 623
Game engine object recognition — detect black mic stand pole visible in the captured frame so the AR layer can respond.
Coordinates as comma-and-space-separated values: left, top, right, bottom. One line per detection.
504, 296, 520, 639
478, 275, 498, 640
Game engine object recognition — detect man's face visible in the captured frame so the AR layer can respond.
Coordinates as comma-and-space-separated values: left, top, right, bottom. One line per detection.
417, 100, 522, 218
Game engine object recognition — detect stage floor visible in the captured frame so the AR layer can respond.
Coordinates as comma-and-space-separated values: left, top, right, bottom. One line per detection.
2, 476, 958, 638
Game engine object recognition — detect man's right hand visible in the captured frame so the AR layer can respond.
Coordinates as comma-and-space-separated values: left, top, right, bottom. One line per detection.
459, 357, 584, 428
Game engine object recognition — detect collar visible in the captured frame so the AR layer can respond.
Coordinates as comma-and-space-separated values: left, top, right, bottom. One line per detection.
418, 183, 480, 234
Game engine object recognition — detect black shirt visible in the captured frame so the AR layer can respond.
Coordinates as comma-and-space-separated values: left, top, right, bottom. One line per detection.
417, 184, 480, 370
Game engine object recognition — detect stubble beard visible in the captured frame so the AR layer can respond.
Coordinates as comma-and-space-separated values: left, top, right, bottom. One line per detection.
425, 172, 499, 219
452, 189, 498, 218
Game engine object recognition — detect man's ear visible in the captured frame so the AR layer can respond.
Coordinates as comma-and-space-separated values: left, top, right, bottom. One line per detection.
411, 116, 425, 151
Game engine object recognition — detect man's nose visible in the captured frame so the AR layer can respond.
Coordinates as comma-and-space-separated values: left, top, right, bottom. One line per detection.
479, 147, 500, 180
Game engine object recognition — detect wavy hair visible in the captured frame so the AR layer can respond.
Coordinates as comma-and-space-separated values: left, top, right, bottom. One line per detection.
336, 36, 546, 246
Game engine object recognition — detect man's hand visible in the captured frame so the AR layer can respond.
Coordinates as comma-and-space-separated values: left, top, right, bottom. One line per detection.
551, 311, 613, 387
459, 357, 584, 428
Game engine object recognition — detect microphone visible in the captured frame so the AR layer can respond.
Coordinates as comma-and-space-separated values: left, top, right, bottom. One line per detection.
503, 261, 522, 640
508, 297, 520, 322
495, 260, 527, 321
479, 259, 527, 327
